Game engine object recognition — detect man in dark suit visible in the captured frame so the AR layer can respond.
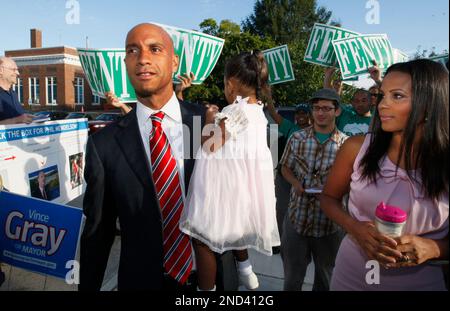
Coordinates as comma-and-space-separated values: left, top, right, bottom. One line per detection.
31, 171, 50, 201
79, 23, 238, 291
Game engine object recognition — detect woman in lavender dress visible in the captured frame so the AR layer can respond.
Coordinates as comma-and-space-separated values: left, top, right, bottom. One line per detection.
320, 59, 448, 290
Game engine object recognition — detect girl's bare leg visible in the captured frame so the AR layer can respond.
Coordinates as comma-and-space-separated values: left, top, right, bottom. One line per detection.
193, 239, 217, 290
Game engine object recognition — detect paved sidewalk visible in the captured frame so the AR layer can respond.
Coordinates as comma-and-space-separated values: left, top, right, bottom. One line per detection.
0, 194, 315, 291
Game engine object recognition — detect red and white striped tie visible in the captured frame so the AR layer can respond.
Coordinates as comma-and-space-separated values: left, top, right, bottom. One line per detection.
149, 111, 193, 284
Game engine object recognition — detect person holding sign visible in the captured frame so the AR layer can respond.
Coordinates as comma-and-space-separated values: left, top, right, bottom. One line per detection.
180, 51, 280, 291
320, 59, 448, 290
80, 23, 237, 291
279, 88, 348, 291
323, 67, 343, 96
336, 89, 372, 137
0, 57, 34, 125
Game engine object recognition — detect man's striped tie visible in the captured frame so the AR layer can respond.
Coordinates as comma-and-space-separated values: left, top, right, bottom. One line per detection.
149, 111, 193, 284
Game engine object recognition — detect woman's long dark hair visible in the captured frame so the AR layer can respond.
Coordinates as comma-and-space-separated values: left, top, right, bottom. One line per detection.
224, 50, 270, 101
359, 59, 449, 200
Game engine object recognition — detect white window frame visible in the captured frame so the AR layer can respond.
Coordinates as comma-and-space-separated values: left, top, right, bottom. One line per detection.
46, 76, 58, 106
28, 77, 40, 105
12, 78, 24, 105
74, 77, 84, 105
92, 94, 101, 106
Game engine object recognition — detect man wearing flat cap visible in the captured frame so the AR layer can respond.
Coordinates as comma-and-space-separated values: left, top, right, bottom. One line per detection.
279, 88, 348, 291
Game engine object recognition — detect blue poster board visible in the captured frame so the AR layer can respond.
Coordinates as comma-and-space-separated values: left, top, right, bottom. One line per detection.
0, 191, 83, 280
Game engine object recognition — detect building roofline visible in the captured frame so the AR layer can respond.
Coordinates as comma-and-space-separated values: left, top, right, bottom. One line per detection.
5, 45, 78, 53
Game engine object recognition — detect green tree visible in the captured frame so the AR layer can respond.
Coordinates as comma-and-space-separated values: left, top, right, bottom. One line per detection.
242, 0, 333, 44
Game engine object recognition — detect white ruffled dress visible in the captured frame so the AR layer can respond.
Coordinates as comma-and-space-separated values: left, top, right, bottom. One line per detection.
180, 97, 280, 256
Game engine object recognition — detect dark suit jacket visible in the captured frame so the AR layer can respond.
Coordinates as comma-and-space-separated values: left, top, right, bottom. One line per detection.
79, 101, 237, 291
31, 185, 50, 201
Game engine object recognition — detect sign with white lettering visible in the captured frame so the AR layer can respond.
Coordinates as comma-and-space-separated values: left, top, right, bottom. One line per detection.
0, 119, 88, 205
154, 23, 225, 85
77, 25, 224, 100
263, 45, 295, 85
0, 191, 83, 279
304, 23, 360, 67
78, 49, 136, 103
332, 34, 394, 80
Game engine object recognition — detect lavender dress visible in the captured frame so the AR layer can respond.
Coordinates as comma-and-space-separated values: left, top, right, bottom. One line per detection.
331, 135, 449, 291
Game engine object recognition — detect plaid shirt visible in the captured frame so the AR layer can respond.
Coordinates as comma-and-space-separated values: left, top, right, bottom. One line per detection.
280, 126, 348, 237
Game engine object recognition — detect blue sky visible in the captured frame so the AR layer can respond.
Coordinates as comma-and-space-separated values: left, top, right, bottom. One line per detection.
0, 0, 448, 57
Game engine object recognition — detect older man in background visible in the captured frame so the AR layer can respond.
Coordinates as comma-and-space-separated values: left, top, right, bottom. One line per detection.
0, 57, 33, 125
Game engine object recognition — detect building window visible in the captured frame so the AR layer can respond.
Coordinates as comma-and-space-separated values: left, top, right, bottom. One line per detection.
46, 77, 57, 105
92, 94, 101, 106
13, 78, 23, 105
29, 77, 40, 105
74, 77, 84, 105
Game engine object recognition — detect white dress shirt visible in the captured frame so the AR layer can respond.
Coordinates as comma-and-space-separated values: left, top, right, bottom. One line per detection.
136, 93, 186, 199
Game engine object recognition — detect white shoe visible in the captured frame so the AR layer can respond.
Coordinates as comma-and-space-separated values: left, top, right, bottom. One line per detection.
239, 271, 259, 290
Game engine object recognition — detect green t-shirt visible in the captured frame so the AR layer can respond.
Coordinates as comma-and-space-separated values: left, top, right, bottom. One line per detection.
315, 132, 332, 144
336, 105, 372, 136
279, 118, 301, 139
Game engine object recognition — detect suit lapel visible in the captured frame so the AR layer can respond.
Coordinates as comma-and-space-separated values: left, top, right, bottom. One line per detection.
180, 101, 204, 193
115, 109, 155, 192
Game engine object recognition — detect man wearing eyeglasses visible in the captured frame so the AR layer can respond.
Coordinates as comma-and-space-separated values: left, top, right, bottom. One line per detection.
279, 88, 348, 291
0, 57, 34, 125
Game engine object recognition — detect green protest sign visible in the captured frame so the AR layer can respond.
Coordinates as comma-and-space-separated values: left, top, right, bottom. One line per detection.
332, 34, 394, 80
429, 53, 449, 67
77, 48, 136, 102
262, 45, 295, 85
155, 23, 225, 85
304, 23, 360, 67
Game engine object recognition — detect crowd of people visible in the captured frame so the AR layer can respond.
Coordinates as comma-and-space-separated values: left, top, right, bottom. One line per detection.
1, 22, 448, 291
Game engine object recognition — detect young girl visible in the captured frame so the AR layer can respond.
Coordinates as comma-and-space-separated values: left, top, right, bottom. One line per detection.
180, 51, 280, 291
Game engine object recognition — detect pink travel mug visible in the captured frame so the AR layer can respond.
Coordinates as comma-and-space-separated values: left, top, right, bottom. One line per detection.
375, 202, 407, 237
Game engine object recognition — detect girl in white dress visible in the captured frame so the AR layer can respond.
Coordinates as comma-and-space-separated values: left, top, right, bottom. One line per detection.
180, 51, 280, 291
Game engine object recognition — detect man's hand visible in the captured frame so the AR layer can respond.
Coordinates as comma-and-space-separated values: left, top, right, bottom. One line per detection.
368, 60, 382, 85
175, 72, 195, 101
292, 180, 305, 196
16, 113, 34, 124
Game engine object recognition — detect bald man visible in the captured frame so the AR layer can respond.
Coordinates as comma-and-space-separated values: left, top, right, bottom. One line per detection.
79, 24, 238, 291
0, 57, 33, 125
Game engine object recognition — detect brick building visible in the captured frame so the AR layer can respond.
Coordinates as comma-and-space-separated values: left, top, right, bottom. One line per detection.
5, 29, 104, 112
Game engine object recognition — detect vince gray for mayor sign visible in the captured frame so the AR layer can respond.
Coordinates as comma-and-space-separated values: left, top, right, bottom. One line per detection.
263, 45, 295, 85
78, 24, 224, 102
304, 23, 360, 67
332, 34, 395, 80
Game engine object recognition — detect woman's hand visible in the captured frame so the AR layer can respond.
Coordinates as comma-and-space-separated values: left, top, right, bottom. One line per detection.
388, 235, 441, 268
348, 220, 402, 267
